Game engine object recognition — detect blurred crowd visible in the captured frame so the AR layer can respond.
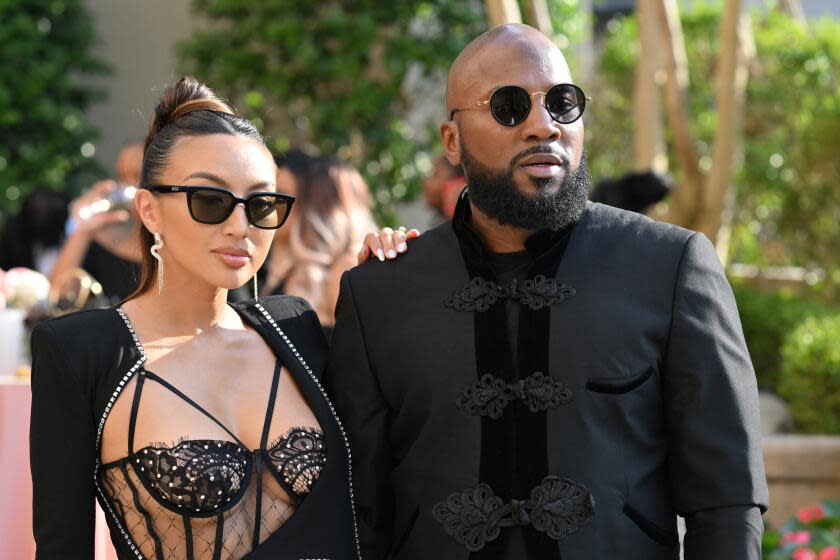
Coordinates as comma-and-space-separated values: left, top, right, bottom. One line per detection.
0, 142, 384, 330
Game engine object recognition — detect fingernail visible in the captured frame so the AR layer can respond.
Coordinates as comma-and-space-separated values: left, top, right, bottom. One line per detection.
376, 249, 385, 261
386, 249, 396, 259
397, 243, 407, 253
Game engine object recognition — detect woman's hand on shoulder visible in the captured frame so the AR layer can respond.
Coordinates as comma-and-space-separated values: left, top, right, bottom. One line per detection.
357, 226, 421, 264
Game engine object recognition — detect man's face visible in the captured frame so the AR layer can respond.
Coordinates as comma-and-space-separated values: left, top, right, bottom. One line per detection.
442, 30, 588, 229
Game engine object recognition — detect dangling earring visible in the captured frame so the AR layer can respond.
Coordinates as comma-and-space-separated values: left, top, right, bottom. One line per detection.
253, 273, 259, 300
150, 232, 164, 294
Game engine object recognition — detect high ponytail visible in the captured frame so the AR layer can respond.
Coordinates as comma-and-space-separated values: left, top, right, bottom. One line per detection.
126, 76, 266, 301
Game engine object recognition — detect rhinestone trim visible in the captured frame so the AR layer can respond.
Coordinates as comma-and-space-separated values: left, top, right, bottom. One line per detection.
255, 302, 362, 560
92, 308, 147, 559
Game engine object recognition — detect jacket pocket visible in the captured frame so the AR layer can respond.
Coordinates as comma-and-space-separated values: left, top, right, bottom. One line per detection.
622, 503, 679, 548
389, 506, 419, 559
586, 367, 654, 395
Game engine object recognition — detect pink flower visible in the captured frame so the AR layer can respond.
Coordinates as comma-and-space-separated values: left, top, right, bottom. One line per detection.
783, 531, 813, 546
793, 549, 818, 560
819, 547, 840, 560
798, 505, 827, 523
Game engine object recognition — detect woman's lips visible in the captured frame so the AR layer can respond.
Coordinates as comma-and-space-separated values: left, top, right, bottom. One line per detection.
213, 251, 251, 268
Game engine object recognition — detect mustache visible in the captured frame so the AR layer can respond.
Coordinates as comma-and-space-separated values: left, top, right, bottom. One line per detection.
510, 145, 569, 168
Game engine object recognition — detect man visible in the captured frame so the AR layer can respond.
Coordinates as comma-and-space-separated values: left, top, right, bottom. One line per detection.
328, 24, 767, 560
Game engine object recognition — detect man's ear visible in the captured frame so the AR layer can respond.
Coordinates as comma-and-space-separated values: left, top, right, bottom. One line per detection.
134, 189, 161, 233
440, 120, 462, 167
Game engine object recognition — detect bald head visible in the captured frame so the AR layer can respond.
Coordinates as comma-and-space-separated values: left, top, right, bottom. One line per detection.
446, 24, 571, 115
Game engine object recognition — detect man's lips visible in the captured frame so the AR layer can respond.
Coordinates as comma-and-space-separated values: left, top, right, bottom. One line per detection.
517, 153, 566, 179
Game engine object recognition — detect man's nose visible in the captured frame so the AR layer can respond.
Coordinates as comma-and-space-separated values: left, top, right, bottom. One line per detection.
519, 95, 562, 142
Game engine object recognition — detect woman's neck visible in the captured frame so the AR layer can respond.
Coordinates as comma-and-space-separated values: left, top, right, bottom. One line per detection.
123, 276, 239, 339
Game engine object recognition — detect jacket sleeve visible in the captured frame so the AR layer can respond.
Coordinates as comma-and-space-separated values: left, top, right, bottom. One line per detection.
663, 232, 769, 557
326, 271, 394, 560
30, 321, 96, 558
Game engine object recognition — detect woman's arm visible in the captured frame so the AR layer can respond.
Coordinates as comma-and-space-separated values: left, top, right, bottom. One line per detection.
30, 321, 96, 558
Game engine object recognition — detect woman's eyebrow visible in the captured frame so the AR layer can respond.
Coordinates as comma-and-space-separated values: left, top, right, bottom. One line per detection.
184, 172, 272, 191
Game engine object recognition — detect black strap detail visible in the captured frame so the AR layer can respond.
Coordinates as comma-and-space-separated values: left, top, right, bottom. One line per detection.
183, 514, 194, 560
127, 371, 146, 455
212, 511, 224, 560
122, 461, 164, 558
141, 369, 247, 448
252, 362, 282, 548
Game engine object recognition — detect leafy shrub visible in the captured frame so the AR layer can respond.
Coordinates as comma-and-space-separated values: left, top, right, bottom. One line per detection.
777, 314, 840, 434
0, 0, 105, 220
733, 284, 831, 390
591, 6, 840, 300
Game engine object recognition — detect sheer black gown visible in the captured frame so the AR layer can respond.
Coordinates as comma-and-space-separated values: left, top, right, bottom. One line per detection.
30, 296, 359, 560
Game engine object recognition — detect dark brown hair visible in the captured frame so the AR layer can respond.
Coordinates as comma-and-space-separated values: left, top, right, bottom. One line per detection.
126, 76, 266, 300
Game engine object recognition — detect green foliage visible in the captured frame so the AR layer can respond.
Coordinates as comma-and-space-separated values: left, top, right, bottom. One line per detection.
590, 6, 840, 300
179, 1, 586, 223
0, 0, 106, 219
778, 314, 840, 434
179, 0, 487, 223
733, 283, 831, 391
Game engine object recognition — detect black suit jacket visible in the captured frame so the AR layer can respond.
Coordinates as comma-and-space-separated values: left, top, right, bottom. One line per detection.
30, 296, 360, 559
327, 202, 768, 559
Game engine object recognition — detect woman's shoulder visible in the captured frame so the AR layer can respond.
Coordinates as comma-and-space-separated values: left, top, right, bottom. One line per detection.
238, 294, 318, 322
32, 307, 122, 343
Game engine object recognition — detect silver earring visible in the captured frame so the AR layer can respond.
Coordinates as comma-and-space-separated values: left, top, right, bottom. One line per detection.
150, 232, 164, 294
253, 273, 259, 300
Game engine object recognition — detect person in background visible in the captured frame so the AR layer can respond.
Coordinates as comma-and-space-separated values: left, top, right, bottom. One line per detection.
265, 153, 417, 335
589, 169, 673, 215
49, 141, 145, 302
0, 186, 68, 274
422, 154, 465, 223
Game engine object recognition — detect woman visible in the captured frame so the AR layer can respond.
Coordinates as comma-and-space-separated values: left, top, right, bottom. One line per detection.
29, 76, 406, 559
266, 154, 396, 333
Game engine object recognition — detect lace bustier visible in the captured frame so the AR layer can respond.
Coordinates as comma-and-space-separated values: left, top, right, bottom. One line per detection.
99, 353, 327, 559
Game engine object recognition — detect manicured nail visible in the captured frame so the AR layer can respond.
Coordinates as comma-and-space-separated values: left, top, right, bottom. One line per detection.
397, 243, 407, 253
386, 249, 397, 259
376, 249, 385, 261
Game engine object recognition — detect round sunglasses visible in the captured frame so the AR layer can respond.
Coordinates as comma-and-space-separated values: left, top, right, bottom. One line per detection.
449, 83, 589, 127
144, 185, 295, 229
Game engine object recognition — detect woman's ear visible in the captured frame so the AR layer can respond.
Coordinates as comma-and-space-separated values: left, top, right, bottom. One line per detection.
440, 120, 462, 167
134, 189, 161, 233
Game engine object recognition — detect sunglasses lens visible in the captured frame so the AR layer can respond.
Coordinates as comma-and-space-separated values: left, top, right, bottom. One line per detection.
190, 189, 234, 223
490, 86, 532, 126
546, 84, 586, 124
248, 195, 288, 229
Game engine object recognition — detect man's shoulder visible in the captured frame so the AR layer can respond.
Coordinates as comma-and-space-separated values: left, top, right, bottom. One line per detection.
348, 221, 460, 277
580, 202, 696, 254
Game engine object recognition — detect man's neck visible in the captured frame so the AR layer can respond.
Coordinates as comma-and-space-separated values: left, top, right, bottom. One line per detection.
468, 202, 534, 253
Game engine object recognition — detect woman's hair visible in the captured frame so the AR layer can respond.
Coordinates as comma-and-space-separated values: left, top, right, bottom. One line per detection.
127, 76, 267, 300
267, 155, 376, 324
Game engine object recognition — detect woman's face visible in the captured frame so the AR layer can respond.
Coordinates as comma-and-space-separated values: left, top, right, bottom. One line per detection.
138, 134, 278, 292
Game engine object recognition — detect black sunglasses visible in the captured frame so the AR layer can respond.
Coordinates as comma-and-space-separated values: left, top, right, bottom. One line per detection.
449, 83, 589, 127
144, 185, 295, 230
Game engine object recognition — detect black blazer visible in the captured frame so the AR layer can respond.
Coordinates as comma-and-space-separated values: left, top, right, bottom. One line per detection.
30, 296, 360, 560
327, 202, 769, 560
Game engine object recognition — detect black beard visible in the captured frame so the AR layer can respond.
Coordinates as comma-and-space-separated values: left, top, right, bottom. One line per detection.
461, 143, 590, 231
